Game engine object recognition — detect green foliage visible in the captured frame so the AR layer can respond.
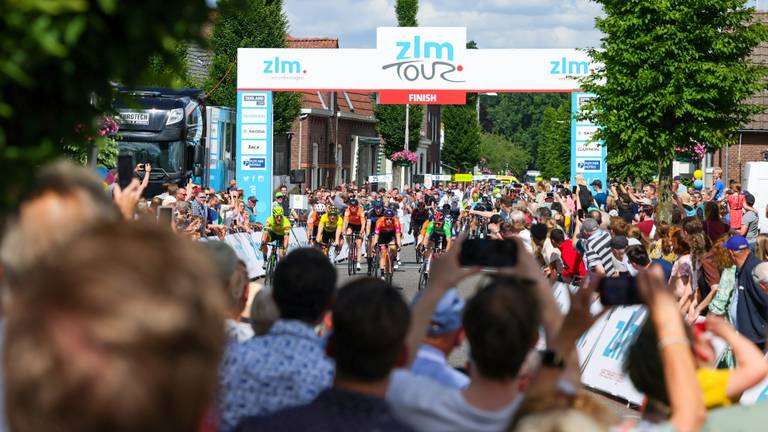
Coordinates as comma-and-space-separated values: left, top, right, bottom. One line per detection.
482, 93, 568, 158
0, 0, 212, 214
375, 103, 424, 158
396, 0, 418, 26
205, 0, 301, 134
442, 104, 481, 172
479, 133, 529, 176
145, 43, 197, 88
537, 103, 571, 180
65, 136, 119, 167
581, 0, 768, 182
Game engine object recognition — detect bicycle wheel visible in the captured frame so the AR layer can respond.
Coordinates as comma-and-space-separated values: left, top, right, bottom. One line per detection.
417, 264, 428, 291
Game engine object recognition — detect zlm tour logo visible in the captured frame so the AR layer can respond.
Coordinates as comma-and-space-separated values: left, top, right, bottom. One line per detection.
379, 28, 467, 83
383, 36, 464, 82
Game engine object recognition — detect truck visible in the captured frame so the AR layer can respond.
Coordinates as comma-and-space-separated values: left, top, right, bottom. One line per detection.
114, 87, 236, 196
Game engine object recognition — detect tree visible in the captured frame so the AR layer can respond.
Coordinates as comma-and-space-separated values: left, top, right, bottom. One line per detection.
581, 0, 768, 218
537, 102, 571, 180
479, 133, 530, 176
0, 0, 213, 215
374, 0, 423, 158
442, 104, 481, 172
376, 103, 424, 158
395, 0, 419, 27
483, 93, 568, 158
205, 0, 301, 134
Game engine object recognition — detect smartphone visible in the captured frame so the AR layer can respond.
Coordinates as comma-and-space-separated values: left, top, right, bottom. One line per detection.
157, 206, 173, 226
598, 275, 642, 306
459, 239, 518, 267
117, 154, 134, 189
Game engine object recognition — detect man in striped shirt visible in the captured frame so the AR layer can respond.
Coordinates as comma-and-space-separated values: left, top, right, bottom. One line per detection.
579, 218, 615, 277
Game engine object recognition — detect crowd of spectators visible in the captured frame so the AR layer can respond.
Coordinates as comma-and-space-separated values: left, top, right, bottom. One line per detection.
1, 160, 768, 432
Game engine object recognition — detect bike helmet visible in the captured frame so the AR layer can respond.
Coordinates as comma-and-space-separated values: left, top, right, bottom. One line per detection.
272, 206, 284, 216
433, 212, 444, 223
349, 198, 359, 206
329, 206, 339, 216
384, 209, 395, 217
315, 203, 326, 213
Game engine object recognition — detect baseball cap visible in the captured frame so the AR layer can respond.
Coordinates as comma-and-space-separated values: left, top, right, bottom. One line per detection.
580, 218, 599, 235
724, 236, 750, 251
425, 289, 465, 336
611, 235, 629, 250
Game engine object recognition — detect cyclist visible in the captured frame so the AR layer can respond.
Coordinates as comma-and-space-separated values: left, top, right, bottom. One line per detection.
261, 206, 291, 269
410, 200, 430, 239
371, 208, 402, 279
342, 198, 366, 271
421, 211, 452, 260
365, 199, 386, 270
306, 203, 326, 245
317, 206, 343, 257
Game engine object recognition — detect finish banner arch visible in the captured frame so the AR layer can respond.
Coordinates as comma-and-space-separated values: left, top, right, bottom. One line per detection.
236, 27, 605, 222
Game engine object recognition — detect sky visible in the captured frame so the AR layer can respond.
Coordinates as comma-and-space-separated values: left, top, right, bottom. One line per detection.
205, 0, 767, 49
283, 0, 605, 49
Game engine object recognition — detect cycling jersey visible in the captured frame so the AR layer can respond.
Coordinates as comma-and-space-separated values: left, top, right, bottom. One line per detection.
319, 214, 343, 233
374, 217, 402, 235
426, 221, 452, 238
265, 216, 292, 236
344, 207, 365, 225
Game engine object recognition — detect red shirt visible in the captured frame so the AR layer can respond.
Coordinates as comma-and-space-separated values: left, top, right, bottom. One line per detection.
637, 219, 655, 237
559, 240, 586, 280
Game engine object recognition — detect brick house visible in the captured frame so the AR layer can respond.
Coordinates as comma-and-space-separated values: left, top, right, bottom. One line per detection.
285, 37, 384, 189
709, 12, 768, 183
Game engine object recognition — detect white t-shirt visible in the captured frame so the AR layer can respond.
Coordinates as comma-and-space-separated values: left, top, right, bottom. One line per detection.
387, 369, 523, 432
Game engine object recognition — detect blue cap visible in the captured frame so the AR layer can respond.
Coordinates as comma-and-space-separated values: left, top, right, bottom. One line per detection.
428, 289, 465, 336
724, 235, 750, 251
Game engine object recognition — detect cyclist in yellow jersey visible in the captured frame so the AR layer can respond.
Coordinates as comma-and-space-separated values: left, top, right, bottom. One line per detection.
261, 206, 291, 268
317, 206, 343, 255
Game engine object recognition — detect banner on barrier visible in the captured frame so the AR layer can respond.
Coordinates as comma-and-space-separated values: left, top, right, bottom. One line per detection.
580, 306, 647, 405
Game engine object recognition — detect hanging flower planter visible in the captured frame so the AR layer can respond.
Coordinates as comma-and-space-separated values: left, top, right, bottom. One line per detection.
390, 150, 418, 167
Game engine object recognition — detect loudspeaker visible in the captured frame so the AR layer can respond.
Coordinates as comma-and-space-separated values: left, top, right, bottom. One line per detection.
290, 169, 306, 184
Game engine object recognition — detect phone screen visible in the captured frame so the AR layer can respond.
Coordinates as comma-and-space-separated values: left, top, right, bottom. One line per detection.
459, 239, 518, 267
117, 154, 134, 189
158, 206, 173, 226
598, 275, 642, 306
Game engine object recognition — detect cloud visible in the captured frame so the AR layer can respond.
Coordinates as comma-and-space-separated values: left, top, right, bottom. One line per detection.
283, 0, 604, 49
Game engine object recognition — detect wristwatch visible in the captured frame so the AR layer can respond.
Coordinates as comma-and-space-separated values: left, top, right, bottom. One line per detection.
538, 349, 566, 369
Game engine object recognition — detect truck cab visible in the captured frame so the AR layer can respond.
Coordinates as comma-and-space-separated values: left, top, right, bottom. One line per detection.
114, 87, 205, 196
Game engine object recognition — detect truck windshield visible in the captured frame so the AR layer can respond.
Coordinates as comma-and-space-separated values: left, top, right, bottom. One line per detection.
119, 140, 184, 173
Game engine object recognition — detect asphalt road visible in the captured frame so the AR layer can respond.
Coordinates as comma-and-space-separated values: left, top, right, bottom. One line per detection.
334, 244, 640, 423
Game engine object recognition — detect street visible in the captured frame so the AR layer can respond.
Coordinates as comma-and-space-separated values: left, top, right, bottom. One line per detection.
334, 244, 641, 423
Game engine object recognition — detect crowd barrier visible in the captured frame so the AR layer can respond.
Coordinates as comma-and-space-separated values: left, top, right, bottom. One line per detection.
206, 227, 768, 407
204, 215, 416, 279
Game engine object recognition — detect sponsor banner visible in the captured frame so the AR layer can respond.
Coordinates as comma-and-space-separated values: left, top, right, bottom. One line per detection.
236, 91, 273, 223
379, 90, 466, 105
571, 92, 607, 190
242, 140, 268, 156
368, 174, 393, 183
237, 27, 597, 92
580, 306, 647, 405
241, 125, 268, 140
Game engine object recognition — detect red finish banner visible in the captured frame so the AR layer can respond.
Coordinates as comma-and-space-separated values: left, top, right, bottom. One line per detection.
378, 90, 467, 105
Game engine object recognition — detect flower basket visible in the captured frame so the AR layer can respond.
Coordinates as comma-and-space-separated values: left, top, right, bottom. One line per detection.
390, 150, 418, 167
